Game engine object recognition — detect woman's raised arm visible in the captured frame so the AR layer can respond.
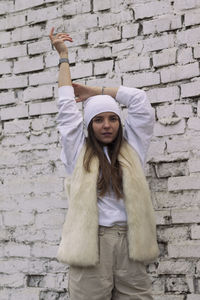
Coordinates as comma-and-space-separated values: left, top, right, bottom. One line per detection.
49, 27, 73, 87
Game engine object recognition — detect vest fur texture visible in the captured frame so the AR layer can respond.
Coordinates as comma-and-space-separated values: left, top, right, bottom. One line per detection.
57, 140, 159, 266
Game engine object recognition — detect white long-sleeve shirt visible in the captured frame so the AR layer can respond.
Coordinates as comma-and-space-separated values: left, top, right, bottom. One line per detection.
57, 85, 155, 226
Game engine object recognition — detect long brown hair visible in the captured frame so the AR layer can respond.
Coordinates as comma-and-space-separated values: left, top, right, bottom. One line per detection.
83, 117, 124, 199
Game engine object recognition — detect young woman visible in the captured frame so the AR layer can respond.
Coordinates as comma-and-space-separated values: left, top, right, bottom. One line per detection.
49, 28, 159, 300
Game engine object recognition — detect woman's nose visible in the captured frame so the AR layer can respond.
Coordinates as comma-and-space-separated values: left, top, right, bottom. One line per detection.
103, 120, 110, 128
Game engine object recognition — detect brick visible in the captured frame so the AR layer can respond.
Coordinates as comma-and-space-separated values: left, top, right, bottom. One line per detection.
0, 75, 27, 89
134, 1, 171, 19
4, 120, 30, 133
71, 62, 93, 79
177, 27, 200, 46
4, 242, 31, 257
157, 104, 193, 118
147, 141, 166, 161
0, 31, 11, 44
189, 158, 200, 173
94, 60, 113, 75
123, 72, 160, 88
188, 117, 200, 130
99, 11, 133, 27
86, 76, 121, 88
155, 161, 188, 178
88, 27, 121, 44
122, 23, 139, 38
0, 13, 26, 30
0, 45, 27, 59
153, 48, 177, 67
168, 176, 200, 191
35, 211, 65, 228
116, 55, 150, 72
0, 259, 30, 274
27, 5, 62, 24
1, 273, 25, 288
23, 85, 53, 102
158, 261, 194, 275
152, 190, 200, 209
0, 61, 12, 74
1, 134, 28, 147
44, 51, 59, 68
185, 8, 200, 26
161, 63, 199, 83
28, 40, 52, 55
154, 119, 185, 136
191, 225, 200, 239
198, 101, 200, 117
15, 0, 43, 10
31, 243, 57, 258
155, 210, 171, 225
143, 15, 182, 35
78, 46, 112, 61
167, 135, 200, 153
144, 34, 174, 52
187, 296, 200, 300
181, 80, 200, 98
194, 45, 200, 58
29, 131, 58, 144
174, 0, 200, 11
65, 31, 87, 48
168, 241, 200, 258
11, 25, 44, 43
14, 56, 44, 74
29, 70, 56, 85
63, 0, 91, 15
1, 105, 28, 121
0, 91, 16, 106
0, 1, 14, 15
3, 212, 34, 226
166, 277, 188, 293
3, 176, 62, 195
10, 288, 40, 300
29, 101, 57, 116
112, 40, 138, 55
147, 86, 180, 104
154, 295, 184, 300
13, 227, 45, 242
64, 14, 97, 32
157, 226, 188, 243
93, 0, 111, 11
177, 48, 193, 65
44, 228, 62, 242
171, 208, 200, 224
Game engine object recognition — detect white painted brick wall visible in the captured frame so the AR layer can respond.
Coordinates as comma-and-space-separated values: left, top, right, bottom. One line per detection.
1, 1, 200, 299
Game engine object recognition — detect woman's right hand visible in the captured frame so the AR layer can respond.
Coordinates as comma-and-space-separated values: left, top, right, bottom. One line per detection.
72, 83, 101, 102
49, 27, 73, 57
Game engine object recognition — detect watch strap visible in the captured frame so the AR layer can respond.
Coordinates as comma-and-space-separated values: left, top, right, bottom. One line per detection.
59, 58, 69, 66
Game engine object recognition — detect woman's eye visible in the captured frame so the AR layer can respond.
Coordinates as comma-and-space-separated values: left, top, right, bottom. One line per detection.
110, 117, 118, 121
94, 118, 102, 123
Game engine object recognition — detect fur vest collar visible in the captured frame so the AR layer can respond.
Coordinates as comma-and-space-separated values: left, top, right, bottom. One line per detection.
57, 140, 159, 266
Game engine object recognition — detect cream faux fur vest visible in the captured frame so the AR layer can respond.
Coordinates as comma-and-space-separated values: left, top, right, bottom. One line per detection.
57, 140, 159, 267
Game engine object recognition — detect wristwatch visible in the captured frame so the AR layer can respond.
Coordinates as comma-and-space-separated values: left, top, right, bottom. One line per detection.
59, 58, 69, 67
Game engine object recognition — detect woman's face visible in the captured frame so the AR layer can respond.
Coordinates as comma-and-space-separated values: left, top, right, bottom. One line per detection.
92, 112, 120, 144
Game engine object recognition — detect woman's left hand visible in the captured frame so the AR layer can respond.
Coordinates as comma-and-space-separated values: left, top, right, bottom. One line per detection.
49, 27, 73, 56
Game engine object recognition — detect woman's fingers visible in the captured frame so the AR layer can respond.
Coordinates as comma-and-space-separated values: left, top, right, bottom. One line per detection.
49, 27, 73, 43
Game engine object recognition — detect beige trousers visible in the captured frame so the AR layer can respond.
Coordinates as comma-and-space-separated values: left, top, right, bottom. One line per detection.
69, 225, 153, 300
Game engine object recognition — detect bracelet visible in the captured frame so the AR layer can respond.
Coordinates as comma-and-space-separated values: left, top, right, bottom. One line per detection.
59, 58, 69, 67
102, 86, 105, 95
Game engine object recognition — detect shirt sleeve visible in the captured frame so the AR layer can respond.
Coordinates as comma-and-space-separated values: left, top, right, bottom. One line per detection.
56, 86, 85, 175
116, 86, 155, 166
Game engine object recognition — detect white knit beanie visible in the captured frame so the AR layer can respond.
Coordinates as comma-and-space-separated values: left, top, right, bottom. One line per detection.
84, 95, 121, 128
